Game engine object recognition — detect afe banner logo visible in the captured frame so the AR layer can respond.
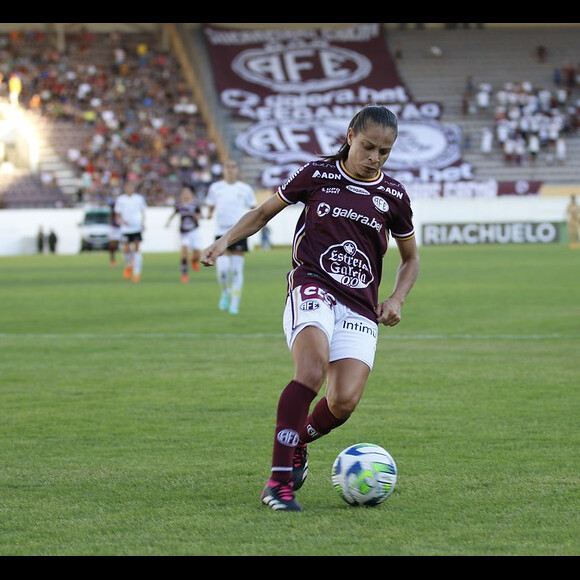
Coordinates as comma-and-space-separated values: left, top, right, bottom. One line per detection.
232, 44, 372, 93
388, 118, 462, 170
236, 120, 345, 163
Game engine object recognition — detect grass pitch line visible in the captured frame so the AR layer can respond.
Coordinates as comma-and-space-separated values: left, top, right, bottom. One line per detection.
0, 332, 578, 340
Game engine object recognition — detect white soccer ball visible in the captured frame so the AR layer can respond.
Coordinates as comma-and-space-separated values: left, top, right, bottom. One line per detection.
331, 443, 397, 506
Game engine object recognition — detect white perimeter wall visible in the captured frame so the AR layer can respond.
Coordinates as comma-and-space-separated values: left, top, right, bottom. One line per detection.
0, 196, 572, 256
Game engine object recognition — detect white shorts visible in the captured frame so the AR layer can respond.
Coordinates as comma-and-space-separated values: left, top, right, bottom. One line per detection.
180, 229, 202, 250
283, 284, 379, 371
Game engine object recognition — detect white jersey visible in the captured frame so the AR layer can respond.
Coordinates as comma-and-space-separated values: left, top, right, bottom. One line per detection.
205, 179, 257, 236
114, 192, 147, 234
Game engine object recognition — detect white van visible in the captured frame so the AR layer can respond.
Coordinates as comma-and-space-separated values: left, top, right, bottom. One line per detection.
79, 207, 112, 252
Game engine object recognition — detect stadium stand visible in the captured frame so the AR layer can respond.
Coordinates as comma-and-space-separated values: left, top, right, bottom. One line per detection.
189, 23, 580, 188
0, 24, 222, 209
1, 23, 579, 209
386, 25, 580, 184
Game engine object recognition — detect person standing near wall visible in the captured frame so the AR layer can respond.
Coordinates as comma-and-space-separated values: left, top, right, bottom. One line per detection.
36, 226, 44, 254
47, 230, 58, 254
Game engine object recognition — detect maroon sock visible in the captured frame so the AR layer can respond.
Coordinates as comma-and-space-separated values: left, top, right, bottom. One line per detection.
298, 396, 348, 444
270, 380, 316, 483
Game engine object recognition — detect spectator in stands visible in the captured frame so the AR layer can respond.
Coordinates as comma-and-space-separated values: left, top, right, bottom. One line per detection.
535, 45, 547, 63
527, 132, 540, 165
480, 127, 493, 155
476, 85, 491, 112
429, 45, 443, 58
0, 27, 221, 209
8, 73, 21, 106
555, 135, 567, 164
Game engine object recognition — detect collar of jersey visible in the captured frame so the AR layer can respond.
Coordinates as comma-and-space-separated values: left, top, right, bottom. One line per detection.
337, 159, 383, 186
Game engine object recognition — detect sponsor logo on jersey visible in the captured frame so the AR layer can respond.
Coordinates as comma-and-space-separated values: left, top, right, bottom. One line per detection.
341, 319, 378, 338
280, 164, 307, 192
376, 185, 404, 199
322, 187, 341, 195
301, 284, 337, 307
319, 203, 383, 232
346, 185, 370, 195
317, 203, 331, 217
320, 240, 374, 289
312, 169, 341, 180
305, 424, 320, 439
372, 196, 390, 213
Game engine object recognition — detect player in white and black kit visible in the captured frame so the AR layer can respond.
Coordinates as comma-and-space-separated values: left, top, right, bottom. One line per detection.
204, 159, 257, 314
114, 181, 147, 283
166, 185, 203, 283
201, 105, 420, 511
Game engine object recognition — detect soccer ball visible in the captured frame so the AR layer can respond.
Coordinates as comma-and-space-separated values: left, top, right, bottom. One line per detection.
331, 443, 397, 506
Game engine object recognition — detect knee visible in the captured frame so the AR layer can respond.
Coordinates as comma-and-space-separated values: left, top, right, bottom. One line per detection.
327, 397, 355, 421
295, 361, 328, 391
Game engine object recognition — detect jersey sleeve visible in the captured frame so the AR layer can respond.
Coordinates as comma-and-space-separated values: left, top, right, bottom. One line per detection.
205, 184, 216, 207
389, 187, 415, 240
276, 163, 311, 205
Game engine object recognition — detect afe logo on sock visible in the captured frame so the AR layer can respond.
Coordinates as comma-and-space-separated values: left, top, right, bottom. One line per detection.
277, 429, 299, 447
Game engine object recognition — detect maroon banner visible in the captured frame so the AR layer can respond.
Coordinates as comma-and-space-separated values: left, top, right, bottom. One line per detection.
409, 180, 543, 199
203, 23, 470, 189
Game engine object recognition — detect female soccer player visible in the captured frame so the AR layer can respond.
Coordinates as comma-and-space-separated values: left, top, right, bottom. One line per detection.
166, 185, 203, 282
201, 105, 420, 511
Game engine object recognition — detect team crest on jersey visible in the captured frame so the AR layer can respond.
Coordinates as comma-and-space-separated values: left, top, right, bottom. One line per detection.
346, 185, 370, 196
300, 300, 320, 311
373, 196, 389, 213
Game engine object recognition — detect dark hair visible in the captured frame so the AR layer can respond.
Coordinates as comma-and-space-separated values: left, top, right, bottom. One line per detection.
321, 105, 398, 162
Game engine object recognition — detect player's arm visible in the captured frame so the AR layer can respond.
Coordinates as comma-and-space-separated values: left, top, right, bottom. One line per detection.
193, 206, 202, 227
201, 194, 286, 267
375, 236, 420, 327
204, 204, 215, 220
165, 208, 177, 228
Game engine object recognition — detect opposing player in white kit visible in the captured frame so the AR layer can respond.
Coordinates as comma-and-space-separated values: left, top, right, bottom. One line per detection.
204, 159, 257, 314
202, 105, 420, 511
166, 185, 203, 283
114, 181, 147, 283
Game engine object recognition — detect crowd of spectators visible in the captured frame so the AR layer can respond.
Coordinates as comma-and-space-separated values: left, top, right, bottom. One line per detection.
463, 72, 580, 168
0, 27, 222, 207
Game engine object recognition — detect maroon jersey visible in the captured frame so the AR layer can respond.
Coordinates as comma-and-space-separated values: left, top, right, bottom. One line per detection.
173, 200, 201, 233
277, 159, 415, 322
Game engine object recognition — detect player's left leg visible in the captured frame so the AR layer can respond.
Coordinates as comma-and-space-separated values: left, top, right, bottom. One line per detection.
228, 254, 245, 314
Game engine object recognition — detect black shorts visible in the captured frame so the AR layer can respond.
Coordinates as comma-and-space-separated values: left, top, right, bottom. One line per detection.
122, 232, 143, 243
216, 236, 249, 252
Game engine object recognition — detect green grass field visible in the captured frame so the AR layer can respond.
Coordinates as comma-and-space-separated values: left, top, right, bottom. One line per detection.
1, 244, 579, 556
